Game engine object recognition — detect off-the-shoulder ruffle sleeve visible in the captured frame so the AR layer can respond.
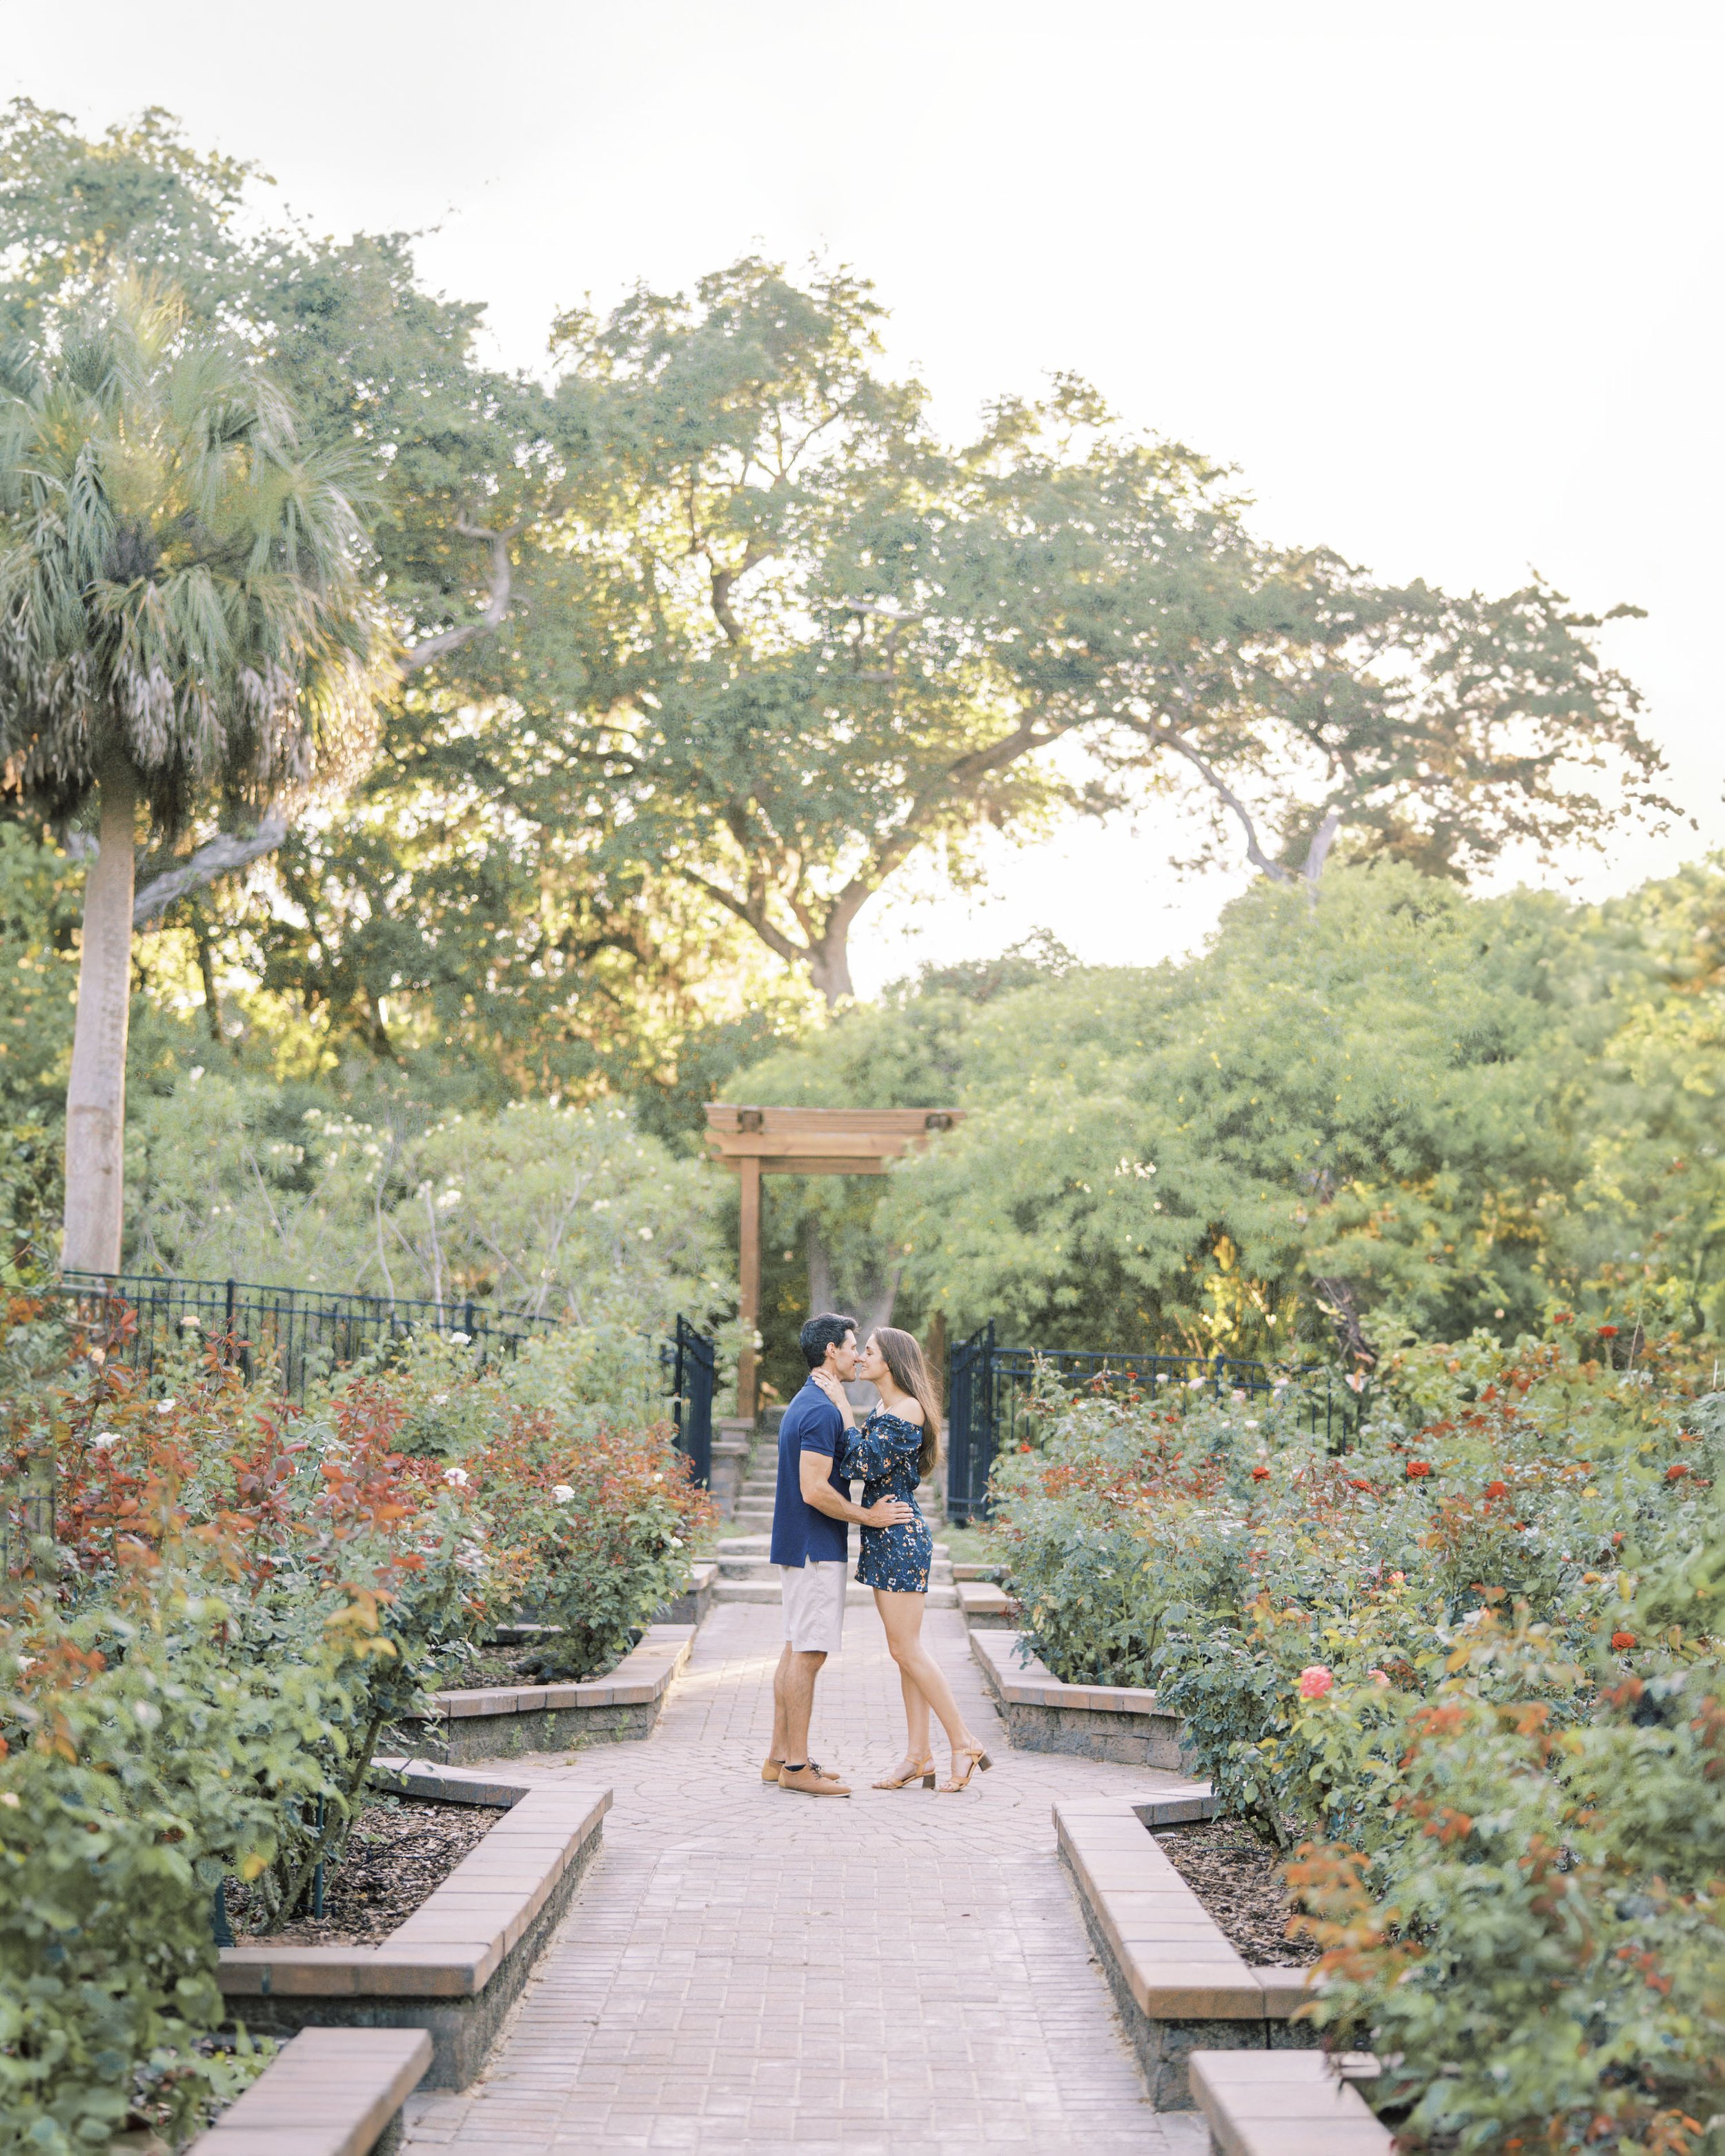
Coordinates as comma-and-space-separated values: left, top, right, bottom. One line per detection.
839, 1411, 922, 1483
837, 1420, 896, 1482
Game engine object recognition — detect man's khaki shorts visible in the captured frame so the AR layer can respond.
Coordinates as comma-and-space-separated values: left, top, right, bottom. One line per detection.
780, 1559, 847, 1653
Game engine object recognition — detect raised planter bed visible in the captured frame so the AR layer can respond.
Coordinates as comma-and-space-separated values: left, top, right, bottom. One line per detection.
971, 1628, 1187, 1767
188, 2026, 432, 2156
1056, 1795, 1319, 2108
955, 1580, 1017, 1628
1190, 2048, 1389, 2156
219, 1759, 609, 2088
658, 1560, 717, 1625
404, 1622, 694, 1763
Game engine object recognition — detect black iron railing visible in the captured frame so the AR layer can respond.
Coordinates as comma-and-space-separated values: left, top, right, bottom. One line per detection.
1, 1278, 721, 1565
50, 1270, 561, 1406
944, 1323, 1363, 1524
662, 1315, 716, 1488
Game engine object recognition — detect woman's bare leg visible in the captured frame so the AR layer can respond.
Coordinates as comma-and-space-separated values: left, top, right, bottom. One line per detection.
899, 1663, 931, 1761
874, 1589, 980, 1778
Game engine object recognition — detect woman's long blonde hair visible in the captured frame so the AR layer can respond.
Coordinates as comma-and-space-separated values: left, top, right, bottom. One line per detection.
872, 1325, 942, 1483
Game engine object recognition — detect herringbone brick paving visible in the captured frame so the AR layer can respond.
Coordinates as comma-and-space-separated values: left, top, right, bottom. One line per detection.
404, 1599, 1210, 2155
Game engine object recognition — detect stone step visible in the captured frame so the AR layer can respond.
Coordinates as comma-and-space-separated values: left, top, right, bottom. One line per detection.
711, 1578, 959, 1610
716, 1534, 952, 1558
716, 1550, 953, 1586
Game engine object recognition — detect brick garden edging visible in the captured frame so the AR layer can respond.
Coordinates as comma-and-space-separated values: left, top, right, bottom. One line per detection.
219, 1761, 610, 2088
188, 2026, 432, 2156
954, 1580, 1016, 1628
972, 1627, 1188, 1767
658, 1561, 718, 1626
1190, 2048, 1390, 2156
1055, 1795, 1319, 2107
406, 1622, 695, 1764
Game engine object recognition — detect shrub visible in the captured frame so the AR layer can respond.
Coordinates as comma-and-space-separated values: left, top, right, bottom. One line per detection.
987, 1332, 1724, 2150
0, 1295, 709, 2145
1287, 1553, 1723, 2155
0, 1586, 339, 2150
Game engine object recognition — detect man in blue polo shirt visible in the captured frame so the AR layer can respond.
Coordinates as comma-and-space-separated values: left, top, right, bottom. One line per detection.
765, 1310, 913, 1796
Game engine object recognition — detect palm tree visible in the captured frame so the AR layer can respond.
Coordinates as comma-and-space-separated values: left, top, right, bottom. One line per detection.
0, 277, 375, 1274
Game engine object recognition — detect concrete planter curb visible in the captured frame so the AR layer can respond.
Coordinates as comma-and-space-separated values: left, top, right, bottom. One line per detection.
188, 2026, 432, 2156
219, 1761, 610, 2088
658, 1561, 718, 1626
404, 1623, 695, 1763
972, 1628, 1188, 1767
955, 1581, 1018, 1629
1056, 1797, 1321, 2107
1190, 2048, 1390, 2156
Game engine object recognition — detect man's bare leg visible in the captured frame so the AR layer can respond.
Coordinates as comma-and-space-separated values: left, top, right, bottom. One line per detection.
769, 1643, 794, 1764
780, 1647, 826, 1764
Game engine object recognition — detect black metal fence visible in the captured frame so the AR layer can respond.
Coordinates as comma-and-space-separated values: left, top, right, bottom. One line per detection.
0, 1276, 720, 1570
944, 1323, 1364, 1524
51, 1270, 562, 1406
663, 1315, 716, 1488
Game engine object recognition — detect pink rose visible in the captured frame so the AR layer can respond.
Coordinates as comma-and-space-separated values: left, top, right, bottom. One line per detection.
1298, 1665, 1334, 1700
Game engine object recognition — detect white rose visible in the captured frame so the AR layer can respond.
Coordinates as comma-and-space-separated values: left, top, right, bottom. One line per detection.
552, 1484, 574, 1504
444, 1466, 470, 1487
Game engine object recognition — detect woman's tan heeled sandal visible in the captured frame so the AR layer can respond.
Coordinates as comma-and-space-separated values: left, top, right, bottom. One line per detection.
940, 1745, 994, 1792
873, 1756, 936, 1790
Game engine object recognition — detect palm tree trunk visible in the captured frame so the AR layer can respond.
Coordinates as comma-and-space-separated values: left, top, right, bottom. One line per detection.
61, 756, 137, 1276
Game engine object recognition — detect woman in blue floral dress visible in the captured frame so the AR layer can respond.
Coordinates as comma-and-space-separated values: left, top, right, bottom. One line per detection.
811, 1327, 994, 1793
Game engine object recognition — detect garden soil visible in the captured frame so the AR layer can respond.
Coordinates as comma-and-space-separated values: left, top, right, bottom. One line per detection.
230, 1799, 496, 1946
1150, 1818, 1321, 1966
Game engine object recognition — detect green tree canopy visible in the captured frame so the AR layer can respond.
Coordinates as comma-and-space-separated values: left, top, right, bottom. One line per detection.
736, 863, 1725, 1361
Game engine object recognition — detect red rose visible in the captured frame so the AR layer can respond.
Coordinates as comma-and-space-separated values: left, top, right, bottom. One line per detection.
1611, 1631, 1636, 1650
1666, 1463, 1689, 1481
1406, 1461, 1433, 1478
1484, 1479, 1509, 1499
1598, 1325, 1619, 1338
1251, 1465, 1271, 1481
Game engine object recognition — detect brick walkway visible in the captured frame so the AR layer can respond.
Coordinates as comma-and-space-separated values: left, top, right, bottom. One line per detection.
404, 1601, 1210, 2155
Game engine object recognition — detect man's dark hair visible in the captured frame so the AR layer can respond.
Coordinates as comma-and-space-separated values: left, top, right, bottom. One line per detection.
800, 1312, 858, 1370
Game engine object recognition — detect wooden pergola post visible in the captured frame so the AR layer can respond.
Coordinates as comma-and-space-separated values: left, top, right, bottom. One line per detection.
705, 1104, 963, 1422
736, 1156, 762, 1425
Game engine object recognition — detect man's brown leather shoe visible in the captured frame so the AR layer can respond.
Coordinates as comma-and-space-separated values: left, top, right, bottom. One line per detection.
762, 1758, 828, 1783
778, 1763, 851, 1797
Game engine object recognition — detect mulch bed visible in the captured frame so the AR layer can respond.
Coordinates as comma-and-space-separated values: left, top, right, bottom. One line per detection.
1151, 1817, 1321, 1966
453, 1646, 543, 1687
229, 1798, 497, 1946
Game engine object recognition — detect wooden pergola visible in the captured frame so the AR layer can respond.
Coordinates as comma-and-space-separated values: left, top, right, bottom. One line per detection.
703, 1104, 963, 1416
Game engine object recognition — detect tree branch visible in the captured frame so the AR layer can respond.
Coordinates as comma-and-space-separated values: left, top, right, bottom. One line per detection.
669, 863, 809, 971
1300, 805, 1344, 886
132, 807, 290, 927
399, 520, 522, 677
1134, 720, 1295, 884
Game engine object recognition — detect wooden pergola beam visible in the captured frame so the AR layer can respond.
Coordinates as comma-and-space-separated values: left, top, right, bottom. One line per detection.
703, 1102, 963, 1418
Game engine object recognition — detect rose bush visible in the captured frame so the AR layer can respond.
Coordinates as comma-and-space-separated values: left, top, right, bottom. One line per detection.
0, 1294, 709, 2153
988, 1329, 1723, 2153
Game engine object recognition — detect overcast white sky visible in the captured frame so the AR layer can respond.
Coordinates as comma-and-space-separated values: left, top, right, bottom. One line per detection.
6, 1, 1719, 992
